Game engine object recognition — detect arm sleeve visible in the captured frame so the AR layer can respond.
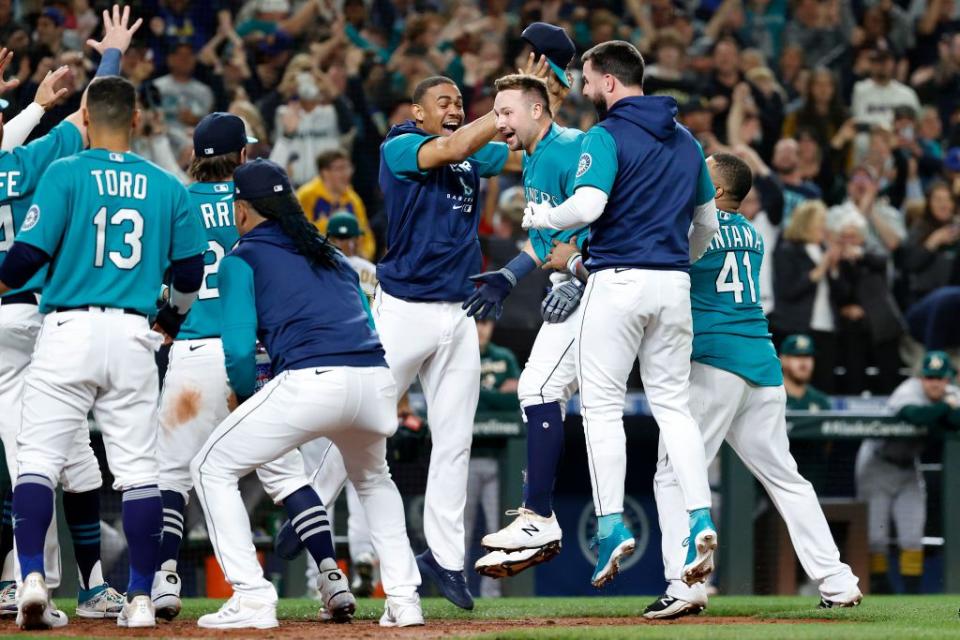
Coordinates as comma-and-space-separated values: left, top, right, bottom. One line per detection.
469, 142, 509, 178
539, 186, 609, 229
689, 199, 719, 262
169, 184, 207, 260
219, 255, 259, 398
14, 165, 70, 254
573, 126, 618, 195
168, 253, 205, 313
0, 242, 50, 288
382, 133, 436, 181
0, 121, 83, 201
95, 48, 122, 76
1, 103, 44, 151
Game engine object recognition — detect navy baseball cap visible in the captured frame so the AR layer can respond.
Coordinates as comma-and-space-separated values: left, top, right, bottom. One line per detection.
234, 159, 292, 200
521, 22, 575, 88
194, 112, 258, 158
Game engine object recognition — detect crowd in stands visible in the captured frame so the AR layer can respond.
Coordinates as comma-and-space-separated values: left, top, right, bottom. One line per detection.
6, 0, 960, 394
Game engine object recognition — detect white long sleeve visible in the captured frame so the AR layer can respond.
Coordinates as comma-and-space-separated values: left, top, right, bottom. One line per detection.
1, 103, 44, 151
528, 186, 609, 230
689, 199, 719, 262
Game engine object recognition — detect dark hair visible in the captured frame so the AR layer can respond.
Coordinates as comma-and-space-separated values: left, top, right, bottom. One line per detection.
494, 74, 552, 118
315, 148, 350, 174
581, 40, 645, 88
86, 76, 136, 128
916, 180, 956, 241
797, 67, 847, 139
710, 152, 753, 203
244, 192, 340, 268
188, 151, 242, 183
412, 76, 457, 104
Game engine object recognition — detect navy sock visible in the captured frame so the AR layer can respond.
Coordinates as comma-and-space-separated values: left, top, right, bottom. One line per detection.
0, 493, 13, 581
157, 490, 185, 572
122, 485, 163, 598
63, 489, 103, 592
283, 485, 335, 564
522, 402, 565, 517
12, 475, 55, 579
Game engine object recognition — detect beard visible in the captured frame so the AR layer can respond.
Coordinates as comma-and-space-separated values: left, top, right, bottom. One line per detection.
591, 94, 608, 120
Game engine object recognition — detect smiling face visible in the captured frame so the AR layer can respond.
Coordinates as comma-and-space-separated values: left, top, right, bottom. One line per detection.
413, 81, 464, 136
494, 88, 544, 152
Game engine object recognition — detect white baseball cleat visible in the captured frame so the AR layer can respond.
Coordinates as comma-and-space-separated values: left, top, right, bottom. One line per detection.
197, 595, 278, 629
481, 508, 562, 552
475, 546, 561, 579
17, 572, 54, 630
643, 593, 707, 620
151, 569, 182, 621
76, 583, 125, 619
117, 594, 156, 628
379, 594, 424, 628
0, 581, 17, 616
317, 558, 356, 623
819, 587, 863, 609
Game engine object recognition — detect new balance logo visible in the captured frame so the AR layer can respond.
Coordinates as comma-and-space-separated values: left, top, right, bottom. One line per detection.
521, 524, 540, 536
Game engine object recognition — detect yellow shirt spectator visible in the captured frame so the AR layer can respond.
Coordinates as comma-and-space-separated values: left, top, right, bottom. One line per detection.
296, 149, 376, 260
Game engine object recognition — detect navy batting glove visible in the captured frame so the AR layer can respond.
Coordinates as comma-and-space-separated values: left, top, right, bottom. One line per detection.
463, 252, 537, 320
541, 279, 585, 323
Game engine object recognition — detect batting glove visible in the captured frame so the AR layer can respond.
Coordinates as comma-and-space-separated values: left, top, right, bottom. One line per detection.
522, 200, 552, 230
463, 253, 537, 320
541, 278, 585, 324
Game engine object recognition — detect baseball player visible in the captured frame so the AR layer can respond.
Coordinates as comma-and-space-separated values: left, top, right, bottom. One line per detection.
781, 335, 833, 411
646, 153, 861, 619
375, 73, 515, 609
858, 350, 960, 594
151, 112, 260, 621
522, 40, 719, 587
0, 75, 206, 629
325, 211, 378, 301
0, 9, 141, 625
190, 160, 422, 629
466, 24, 589, 579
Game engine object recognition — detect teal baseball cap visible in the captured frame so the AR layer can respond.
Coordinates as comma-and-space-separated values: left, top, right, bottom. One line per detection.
521, 22, 575, 89
780, 334, 816, 357
921, 350, 954, 378
326, 211, 362, 238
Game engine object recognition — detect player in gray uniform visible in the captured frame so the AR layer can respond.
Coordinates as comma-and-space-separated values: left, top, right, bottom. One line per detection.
857, 350, 960, 593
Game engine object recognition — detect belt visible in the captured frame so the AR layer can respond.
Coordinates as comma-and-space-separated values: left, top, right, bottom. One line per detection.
54, 305, 147, 318
2, 292, 38, 305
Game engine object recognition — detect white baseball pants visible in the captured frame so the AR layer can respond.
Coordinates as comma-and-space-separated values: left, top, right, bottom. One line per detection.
577, 268, 711, 516
191, 367, 420, 604
373, 288, 479, 571
517, 304, 580, 410
655, 363, 859, 602
855, 441, 925, 552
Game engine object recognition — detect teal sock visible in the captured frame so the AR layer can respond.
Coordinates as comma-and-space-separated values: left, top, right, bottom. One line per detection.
597, 513, 623, 539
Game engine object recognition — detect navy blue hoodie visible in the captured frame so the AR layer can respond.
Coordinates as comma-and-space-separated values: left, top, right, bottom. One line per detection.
377, 121, 508, 302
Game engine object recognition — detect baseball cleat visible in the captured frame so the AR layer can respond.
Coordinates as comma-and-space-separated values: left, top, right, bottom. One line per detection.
317, 558, 355, 623
682, 508, 718, 586
475, 544, 562, 579
152, 569, 183, 621
416, 549, 474, 610
274, 518, 304, 561
17, 572, 53, 630
818, 592, 863, 609
0, 580, 17, 616
379, 594, 424, 628
197, 595, 278, 629
351, 552, 376, 597
643, 594, 706, 620
591, 522, 635, 588
481, 507, 563, 552
77, 583, 125, 618
117, 594, 156, 628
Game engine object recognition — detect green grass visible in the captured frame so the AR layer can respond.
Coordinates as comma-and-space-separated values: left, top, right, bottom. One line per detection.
39, 595, 960, 639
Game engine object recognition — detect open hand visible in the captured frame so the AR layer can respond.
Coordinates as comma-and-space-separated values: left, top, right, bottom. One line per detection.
34, 66, 71, 110
86, 4, 143, 55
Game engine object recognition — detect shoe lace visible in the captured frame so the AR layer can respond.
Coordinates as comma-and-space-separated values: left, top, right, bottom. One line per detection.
682, 537, 690, 548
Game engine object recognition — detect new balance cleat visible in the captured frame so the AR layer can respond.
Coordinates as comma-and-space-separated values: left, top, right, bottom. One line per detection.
379, 594, 424, 627
481, 508, 563, 552
317, 558, 355, 623
643, 593, 706, 620
475, 545, 562, 579
682, 508, 718, 586
416, 549, 473, 610
77, 583, 125, 618
591, 522, 635, 588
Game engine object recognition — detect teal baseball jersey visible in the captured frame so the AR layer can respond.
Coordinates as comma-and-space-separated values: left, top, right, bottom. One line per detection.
17, 149, 206, 316
178, 181, 239, 339
0, 121, 84, 296
690, 210, 783, 386
523, 123, 589, 261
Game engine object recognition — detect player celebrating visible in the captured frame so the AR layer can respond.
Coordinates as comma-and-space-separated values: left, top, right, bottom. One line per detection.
0, 7, 142, 625
466, 24, 587, 578
522, 40, 720, 587
0, 76, 206, 629
376, 74, 511, 608
646, 153, 861, 619
191, 159, 422, 629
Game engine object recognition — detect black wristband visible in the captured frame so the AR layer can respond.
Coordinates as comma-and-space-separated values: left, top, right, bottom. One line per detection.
155, 303, 186, 339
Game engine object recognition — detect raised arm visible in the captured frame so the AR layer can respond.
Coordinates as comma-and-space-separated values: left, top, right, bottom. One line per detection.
416, 111, 499, 170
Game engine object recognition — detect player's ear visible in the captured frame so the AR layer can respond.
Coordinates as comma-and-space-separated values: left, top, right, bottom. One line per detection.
411, 102, 424, 124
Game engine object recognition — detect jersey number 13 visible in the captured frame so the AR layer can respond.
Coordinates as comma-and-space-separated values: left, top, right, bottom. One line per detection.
93, 207, 143, 269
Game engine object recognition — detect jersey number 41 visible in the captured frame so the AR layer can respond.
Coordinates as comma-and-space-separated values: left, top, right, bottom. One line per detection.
715, 251, 758, 304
